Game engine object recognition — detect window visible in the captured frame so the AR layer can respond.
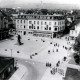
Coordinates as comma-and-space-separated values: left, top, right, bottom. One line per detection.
63, 21, 65, 24
49, 27, 51, 30
60, 27, 61, 30
24, 25, 25, 28
24, 20, 25, 23
34, 21, 36, 24
29, 26, 32, 29
20, 25, 22, 28
60, 22, 61, 25
29, 21, 32, 24
72, 31, 73, 34
24, 31, 26, 35
21, 20, 22, 23
45, 22, 47, 25
21, 15, 23, 18
50, 17, 52, 19
37, 21, 39, 25
55, 22, 56, 25
58, 22, 59, 25
24, 16, 26, 18
58, 27, 59, 31
55, 28, 57, 31
41, 26, 43, 30
34, 16, 36, 19
34, 26, 35, 29
17, 20, 19, 23
37, 26, 39, 29
41, 21, 43, 25
46, 25, 48, 30
49, 22, 51, 25
75, 30, 77, 33
32, 24, 33, 29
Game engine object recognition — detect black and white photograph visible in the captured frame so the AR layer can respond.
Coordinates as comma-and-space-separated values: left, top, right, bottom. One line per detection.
0, 0, 80, 80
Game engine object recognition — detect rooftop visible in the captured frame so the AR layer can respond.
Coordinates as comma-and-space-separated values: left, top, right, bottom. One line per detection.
19, 13, 63, 16
0, 56, 14, 74
64, 67, 80, 80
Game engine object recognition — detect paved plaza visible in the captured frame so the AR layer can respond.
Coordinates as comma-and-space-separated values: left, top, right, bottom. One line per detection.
0, 35, 74, 80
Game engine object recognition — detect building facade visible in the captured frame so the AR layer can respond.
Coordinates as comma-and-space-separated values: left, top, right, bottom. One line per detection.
69, 24, 80, 40
16, 14, 65, 38
0, 56, 14, 80
0, 10, 10, 40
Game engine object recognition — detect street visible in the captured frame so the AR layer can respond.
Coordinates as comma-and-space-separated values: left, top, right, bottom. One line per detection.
0, 35, 73, 80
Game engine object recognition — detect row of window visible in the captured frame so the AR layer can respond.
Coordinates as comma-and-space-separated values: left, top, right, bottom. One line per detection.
71, 30, 78, 34
17, 20, 25, 23
29, 26, 51, 30
18, 15, 65, 20
18, 31, 26, 35
17, 20, 65, 26
17, 24, 64, 31
29, 21, 65, 25
17, 25, 26, 29
55, 26, 65, 31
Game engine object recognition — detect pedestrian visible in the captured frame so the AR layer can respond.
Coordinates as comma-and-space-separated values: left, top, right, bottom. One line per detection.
58, 44, 59, 47
46, 62, 47, 67
63, 46, 64, 48
56, 68, 57, 72
48, 50, 50, 54
53, 49, 54, 52
58, 61, 60, 64
51, 70, 53, 74
52, 67, 55, 74
56, 63, 59, 67
56, 43, 57, 46
56, 49, 58, 52
48, 62, 49, 67
30, 55, 32, 59
50, 63, 51, 67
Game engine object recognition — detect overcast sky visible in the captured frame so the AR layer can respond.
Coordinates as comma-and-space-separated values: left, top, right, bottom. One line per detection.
0, 0, 80, 8
0, 0, 80, 4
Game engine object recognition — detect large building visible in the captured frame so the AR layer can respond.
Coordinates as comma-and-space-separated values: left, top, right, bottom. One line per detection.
0, 56, 14, 80
16, 14, 65, 38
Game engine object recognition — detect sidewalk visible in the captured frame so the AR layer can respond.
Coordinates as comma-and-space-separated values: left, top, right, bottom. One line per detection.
9, 63, 28, 80
41, 68, 63, 80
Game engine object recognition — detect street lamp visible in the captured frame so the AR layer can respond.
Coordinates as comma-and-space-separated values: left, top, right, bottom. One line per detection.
11, 49, 12, 57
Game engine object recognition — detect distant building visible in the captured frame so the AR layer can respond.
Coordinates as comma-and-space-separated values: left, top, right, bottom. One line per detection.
0, 56, 14, 80
16, 14, 65, 38
69, 24, 80, 40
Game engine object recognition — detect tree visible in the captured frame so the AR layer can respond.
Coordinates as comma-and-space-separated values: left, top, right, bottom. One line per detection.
40, 9, 48, 15
74, 53, 80, 64
73, 34, 80, 52
73, 34, 80, 64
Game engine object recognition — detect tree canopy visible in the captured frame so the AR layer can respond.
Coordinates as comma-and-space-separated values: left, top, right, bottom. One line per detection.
73, 33, 80, 52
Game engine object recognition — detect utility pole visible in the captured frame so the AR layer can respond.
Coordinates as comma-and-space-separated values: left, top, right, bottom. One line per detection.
11, 49, 12, 57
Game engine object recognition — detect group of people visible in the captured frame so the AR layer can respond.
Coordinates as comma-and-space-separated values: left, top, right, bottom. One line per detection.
46, 62, 52, 67
51, 67, 57, 75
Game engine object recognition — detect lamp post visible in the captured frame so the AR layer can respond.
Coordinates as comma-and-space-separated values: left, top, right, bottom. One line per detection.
11, 49, 12, 57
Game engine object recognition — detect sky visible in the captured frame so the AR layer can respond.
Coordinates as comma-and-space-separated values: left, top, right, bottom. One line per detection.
0, 0, 80, 8
0, 0, 80, 4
